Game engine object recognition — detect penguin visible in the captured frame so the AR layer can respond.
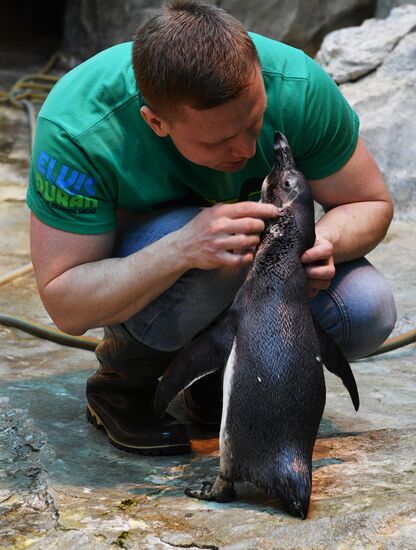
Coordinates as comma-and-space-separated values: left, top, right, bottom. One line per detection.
155, 131, 359, 519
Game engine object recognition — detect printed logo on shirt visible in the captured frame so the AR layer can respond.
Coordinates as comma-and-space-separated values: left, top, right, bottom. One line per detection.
35, 151, 98, 214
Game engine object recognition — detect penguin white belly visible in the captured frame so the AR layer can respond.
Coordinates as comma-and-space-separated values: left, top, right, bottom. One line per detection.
219, 338, 237, 453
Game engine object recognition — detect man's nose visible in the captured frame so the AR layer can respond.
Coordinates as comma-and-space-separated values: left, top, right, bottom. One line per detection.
231, 133, 257, 159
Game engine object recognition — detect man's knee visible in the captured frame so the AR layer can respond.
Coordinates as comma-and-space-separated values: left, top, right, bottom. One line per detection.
346, 267, 397, 359
311, 258, 397, 360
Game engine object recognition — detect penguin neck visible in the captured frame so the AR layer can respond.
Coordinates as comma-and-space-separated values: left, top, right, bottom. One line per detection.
251, 212, 303, 281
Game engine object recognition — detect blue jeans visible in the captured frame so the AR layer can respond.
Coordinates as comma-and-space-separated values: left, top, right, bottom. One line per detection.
115, 206, 396, 360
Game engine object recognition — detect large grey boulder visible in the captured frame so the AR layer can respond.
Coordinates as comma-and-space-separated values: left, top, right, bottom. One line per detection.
62, 0, 377, 60
377, 0, 416, 17
61, 0, 157, 62
316, 4, 416, 83
316, 7, 416, 220
218, 0, 376, 55
341, 33, 416, 219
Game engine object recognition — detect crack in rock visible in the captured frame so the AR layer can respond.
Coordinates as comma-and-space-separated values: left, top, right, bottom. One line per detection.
0, 398, 60, 544
161, 541, 219, 550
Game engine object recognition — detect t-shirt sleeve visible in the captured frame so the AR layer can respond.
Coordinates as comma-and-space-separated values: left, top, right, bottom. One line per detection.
26, 117, 117, 234
295, 56, 360, 180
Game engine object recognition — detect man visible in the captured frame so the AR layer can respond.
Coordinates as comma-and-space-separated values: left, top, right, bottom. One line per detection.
27, 0, 396, 455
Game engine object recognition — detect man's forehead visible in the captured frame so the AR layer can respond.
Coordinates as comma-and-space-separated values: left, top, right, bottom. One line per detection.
173, 73, 267, 140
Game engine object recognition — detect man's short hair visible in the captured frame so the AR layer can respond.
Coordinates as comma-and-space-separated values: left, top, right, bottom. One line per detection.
132, 0, 259, 116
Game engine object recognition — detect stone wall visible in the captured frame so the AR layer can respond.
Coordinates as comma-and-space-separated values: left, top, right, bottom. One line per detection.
376, 0, 416, 17
316, 5, 416, 220
61, 0, 376, 60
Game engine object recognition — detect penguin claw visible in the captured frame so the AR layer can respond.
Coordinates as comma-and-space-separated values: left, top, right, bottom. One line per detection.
185, 481, 215, 500
185, 481, 236, 503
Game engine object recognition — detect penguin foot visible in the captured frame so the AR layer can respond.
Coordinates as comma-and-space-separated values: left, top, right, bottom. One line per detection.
185, 476, 236, 502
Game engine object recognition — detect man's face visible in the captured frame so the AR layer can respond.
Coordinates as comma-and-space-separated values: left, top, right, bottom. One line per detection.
142, 67, 267, 173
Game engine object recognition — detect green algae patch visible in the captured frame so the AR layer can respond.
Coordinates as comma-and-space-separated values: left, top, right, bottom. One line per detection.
118, 497, 137, 511
112, 530, 129, 547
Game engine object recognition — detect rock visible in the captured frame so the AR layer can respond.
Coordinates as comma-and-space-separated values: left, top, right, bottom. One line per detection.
340, 32, 416, 220
61, 0, 158, 62
219, 0, 376, 55
376, 0, 416, 18
0, 399, 59, 547
315, 6, 416, 220
316, 4, 416, 83
61, 0, 377, 60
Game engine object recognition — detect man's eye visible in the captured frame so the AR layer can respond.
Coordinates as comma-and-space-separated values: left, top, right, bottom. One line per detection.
205, 139, 227, 148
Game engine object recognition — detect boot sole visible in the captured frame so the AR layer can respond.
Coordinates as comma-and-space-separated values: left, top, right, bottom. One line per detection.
86, 405, 191, 456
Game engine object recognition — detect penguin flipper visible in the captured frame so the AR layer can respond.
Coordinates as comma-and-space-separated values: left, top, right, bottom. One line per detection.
313, 317, 360, 411
154, 311, 235, 418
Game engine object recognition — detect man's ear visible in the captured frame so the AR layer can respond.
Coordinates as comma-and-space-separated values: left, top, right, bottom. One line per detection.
140, 106, 170, 137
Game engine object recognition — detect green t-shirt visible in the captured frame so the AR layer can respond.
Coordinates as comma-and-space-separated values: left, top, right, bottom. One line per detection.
26, 33, 359, 235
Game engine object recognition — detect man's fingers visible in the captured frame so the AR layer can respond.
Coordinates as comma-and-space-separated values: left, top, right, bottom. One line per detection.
304, 262, 336, 281
306, 276, 332, 298
219, 250, 255, 266
213, 217, 266, 235
308, 288, 320, 299
217, 234, 260, 252
308, 277, 332, 290
303, 238, 336, 298
301, 239, 333, 263
216, 201, 278, 220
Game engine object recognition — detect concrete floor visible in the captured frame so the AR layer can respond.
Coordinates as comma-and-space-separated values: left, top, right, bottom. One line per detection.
0, 101, 415, 549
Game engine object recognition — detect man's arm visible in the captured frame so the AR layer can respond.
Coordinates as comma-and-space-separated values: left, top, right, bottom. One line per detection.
30, 202, 278, 335
300, 137, 394, 296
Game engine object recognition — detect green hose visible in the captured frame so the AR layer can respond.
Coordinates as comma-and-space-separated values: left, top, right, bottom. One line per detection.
0, 263, 99, 351
0, 313, 99, 351
366, 328, 416, 357
0, 263, 34, 286
0, 263, 415, 356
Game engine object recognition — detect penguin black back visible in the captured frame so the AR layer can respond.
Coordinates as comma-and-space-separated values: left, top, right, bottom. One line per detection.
155, 132, 359, 519
220, 132, 325, 517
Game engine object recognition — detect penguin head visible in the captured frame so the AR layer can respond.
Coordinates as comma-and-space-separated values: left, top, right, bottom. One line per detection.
261, 132, 311, 209
260, 131, 315, 251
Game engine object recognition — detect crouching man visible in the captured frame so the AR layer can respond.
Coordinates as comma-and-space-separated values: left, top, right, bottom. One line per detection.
28, 0, 396, 454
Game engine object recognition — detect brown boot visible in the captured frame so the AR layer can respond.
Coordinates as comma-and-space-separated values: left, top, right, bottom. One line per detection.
87, 325, 191, 455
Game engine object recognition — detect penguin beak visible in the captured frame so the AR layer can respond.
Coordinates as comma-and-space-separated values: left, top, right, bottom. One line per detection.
260, 131, 297, 208
273, 131, 295, 171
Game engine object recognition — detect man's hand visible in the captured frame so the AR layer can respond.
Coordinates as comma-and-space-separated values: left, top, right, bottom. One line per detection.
178, 202, 279, 270
300, 237, 336, 298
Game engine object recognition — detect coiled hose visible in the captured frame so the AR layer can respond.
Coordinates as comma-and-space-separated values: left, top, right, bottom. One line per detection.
0, 264, 415, 356
0, 264, 99, 351
0, 53, 60, 152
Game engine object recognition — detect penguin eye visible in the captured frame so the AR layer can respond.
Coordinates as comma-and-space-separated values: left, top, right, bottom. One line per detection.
282, 180, 291, 189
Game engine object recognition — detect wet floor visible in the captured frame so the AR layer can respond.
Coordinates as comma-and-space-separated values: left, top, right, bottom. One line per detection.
0, 98, 415, 548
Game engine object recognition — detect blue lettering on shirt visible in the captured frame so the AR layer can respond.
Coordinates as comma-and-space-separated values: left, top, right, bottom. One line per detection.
84, 177, 96, 197
56, 165, 79, 191
73, 173, 86, 194
36, 151, 97, 197
46, 158, 56, 183
37, 151, 49, 175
